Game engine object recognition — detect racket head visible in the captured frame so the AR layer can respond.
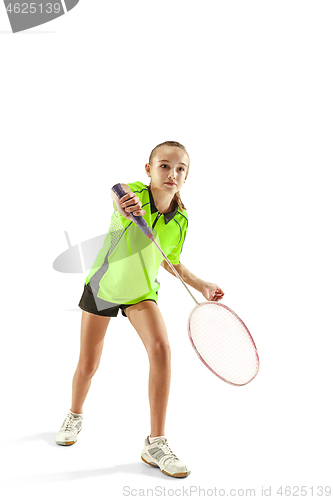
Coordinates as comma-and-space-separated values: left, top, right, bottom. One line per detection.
188, 301, 259, 386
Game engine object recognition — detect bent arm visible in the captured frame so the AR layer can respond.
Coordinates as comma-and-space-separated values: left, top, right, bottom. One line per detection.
160, 260, 206, 293
111, 183, 131, 208
111, 183, 146, 220
161, 260, 225, 301
111, 183, 135, 219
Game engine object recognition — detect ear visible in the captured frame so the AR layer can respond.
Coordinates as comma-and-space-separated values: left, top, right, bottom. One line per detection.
145, 163, 150, 176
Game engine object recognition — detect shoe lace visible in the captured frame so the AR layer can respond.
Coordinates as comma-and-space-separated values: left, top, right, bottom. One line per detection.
62, 414, 76, 431
157, 439, 179, 462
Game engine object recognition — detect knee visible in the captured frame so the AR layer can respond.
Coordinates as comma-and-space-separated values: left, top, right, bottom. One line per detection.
77, 359, 100, 378
148, 340, 171, 363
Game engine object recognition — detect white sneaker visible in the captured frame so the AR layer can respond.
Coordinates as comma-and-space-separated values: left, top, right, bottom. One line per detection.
56, 412, 83, 446
141, 436, 191, 478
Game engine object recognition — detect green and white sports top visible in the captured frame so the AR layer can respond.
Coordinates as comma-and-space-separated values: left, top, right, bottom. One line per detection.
85, 181, 188, 305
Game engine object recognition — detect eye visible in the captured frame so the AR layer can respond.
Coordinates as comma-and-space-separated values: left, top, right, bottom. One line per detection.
178, 167, 185, 172
160, 164, 168, 168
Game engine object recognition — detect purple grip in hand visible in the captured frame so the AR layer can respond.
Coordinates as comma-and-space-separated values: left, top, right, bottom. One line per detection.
112, 183, 153, 239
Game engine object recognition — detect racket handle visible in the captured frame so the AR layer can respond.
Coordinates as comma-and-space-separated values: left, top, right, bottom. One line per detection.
112, 183, 154, 239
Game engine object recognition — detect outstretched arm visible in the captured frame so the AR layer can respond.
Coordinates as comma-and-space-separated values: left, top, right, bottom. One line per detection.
161, 260, 224, 302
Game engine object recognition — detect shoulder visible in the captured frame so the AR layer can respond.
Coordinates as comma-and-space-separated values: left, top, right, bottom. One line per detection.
127, 180, 149, 195
175, 208, 188, 227
170, 209, 188, 244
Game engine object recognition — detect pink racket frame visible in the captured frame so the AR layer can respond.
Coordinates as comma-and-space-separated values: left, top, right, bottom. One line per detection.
187, 301, 260, 386
111, 184, 260, 386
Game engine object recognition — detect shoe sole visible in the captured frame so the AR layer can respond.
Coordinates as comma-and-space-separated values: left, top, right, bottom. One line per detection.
56, 427, 82, 446
141, 456, 190, 478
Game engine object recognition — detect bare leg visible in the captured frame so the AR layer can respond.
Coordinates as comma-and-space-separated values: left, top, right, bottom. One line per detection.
124, 301, 171, 437
70, 311, 111, 414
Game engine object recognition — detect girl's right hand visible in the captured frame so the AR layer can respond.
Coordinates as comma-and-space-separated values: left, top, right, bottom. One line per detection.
117, 191, 146, 220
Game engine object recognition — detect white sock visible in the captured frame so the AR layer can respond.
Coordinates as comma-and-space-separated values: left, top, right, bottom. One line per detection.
149, 435, 166, 444
70, 409, 83, 418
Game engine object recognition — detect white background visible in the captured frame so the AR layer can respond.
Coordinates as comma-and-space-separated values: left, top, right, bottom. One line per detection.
0, 1, 332, 499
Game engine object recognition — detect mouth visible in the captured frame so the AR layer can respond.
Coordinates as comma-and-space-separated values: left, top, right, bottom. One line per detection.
165, 182, 176, 186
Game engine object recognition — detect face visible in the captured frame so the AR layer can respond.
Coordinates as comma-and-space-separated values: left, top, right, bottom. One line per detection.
145, 146, 189, 192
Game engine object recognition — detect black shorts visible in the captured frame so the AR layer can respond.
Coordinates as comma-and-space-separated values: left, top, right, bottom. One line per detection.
78, 282, 158, 318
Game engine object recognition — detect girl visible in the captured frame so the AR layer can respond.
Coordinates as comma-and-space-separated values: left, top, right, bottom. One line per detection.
56, 141, 224, 478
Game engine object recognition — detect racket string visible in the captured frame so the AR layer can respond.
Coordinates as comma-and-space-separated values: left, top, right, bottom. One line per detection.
189, 303, 259, 385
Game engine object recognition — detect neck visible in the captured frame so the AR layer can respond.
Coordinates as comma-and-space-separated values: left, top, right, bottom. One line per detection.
150, 183, 176, 213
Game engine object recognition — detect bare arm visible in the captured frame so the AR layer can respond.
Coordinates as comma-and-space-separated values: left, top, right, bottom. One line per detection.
111, 183, 130, 206
161, 260, 205, 292
160, 260, 224, 301
111, 183, 145, 220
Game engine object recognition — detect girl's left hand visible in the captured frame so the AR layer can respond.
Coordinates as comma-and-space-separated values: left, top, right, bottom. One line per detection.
201, 282, 224, 301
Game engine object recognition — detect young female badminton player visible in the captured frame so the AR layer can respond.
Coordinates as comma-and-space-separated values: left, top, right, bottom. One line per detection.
56, 141, 224, 478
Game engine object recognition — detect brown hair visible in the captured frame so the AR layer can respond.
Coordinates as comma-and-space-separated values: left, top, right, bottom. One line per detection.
147, 141, 190, 212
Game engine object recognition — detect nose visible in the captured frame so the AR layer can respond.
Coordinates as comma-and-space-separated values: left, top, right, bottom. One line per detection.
168, 169, 176, 179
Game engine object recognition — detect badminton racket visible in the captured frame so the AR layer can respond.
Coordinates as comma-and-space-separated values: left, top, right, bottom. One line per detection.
112, 183, 259, 386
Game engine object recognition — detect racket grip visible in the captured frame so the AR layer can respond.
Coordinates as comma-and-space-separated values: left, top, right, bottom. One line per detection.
112, 183, 153, 239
